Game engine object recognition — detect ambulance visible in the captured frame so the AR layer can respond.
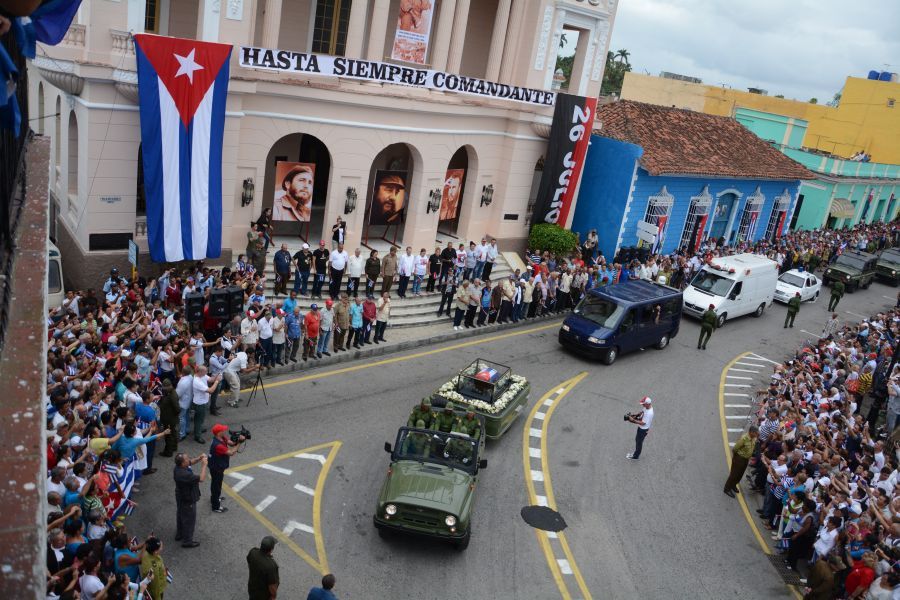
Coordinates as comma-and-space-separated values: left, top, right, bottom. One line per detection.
682, 253, 778, 327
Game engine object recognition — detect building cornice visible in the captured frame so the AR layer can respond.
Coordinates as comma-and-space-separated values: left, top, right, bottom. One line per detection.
32, 56, 85, 96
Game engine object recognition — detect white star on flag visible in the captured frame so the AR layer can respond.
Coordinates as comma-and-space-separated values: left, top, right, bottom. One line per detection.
174, 48, 204, 83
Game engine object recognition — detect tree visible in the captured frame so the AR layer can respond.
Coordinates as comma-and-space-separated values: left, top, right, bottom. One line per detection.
601, 49, 632, 96
774, 94, 784, 99
809, 97, 818, 104
615, 49, 630, 66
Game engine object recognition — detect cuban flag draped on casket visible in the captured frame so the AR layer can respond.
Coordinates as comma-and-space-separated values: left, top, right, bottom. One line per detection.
134, 34, 232, 263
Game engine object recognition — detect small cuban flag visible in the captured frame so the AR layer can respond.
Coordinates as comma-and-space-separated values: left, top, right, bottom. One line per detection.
133, 34, 232, 263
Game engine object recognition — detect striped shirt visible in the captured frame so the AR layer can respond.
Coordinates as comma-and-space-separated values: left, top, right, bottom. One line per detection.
759, 418, 780, 442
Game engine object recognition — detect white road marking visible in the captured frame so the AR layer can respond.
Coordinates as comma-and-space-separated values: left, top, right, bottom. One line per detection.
800, 330, 822, 338
725, 404, 751, 408
295, 453, 327, 464
725, 384, 752, 388
748, 354, 779, 364
729, 442, 735, 447
727, 428, 743, 432
543, 399, 554, 407
724, 393, 751, 397
884, 295, 896, 301
259, 463, 293, 475
283, 520, 315, 535
255, 495, 277, 512
726, 375, 753, 380
534, 412, 546, 420
726, 415, 747, 420
555, 388, 565, 394
729, 367, 762, 373
545, 531, 558, 539
530, 428, 543, 438
226, 472, 254, 493
846, 310, 867, 319
529, 447, 542, 459
735, 362, 764, 368
294, 483, 315, 496
557, 559, 573, 575
531, 470, 545, 482
536, 495, 548, 507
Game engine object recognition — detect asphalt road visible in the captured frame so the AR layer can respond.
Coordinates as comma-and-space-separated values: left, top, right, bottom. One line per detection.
132, 281, 899, 599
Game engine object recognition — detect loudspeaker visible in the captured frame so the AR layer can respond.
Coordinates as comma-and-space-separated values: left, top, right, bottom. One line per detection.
184, 292, 204, 322
226, 285, 244, 316
209, 288, 230, 318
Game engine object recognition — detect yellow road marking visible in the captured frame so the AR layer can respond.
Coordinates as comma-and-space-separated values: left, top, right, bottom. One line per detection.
222, 441, 342, 574
522, 373, 591, 600
242, 322, 560, 392
719, 353, 802, 600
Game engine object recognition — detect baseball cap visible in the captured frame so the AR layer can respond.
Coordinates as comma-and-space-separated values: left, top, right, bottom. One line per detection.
67, 435, 85, 447
325, 299, 333, 307
276, 308, 285, 316
302, 243, 309, 250
640, 396, 652, 404
379, 174, 405, 189
319, 240, 326, 246
310, 303, 318, 310
247, 310, 256, 318
211, 424, 228, 436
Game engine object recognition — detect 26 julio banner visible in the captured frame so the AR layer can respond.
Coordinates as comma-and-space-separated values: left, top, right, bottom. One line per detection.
530, 93, 597, 227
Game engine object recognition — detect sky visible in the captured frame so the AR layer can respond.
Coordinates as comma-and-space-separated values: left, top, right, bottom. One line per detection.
607, 0, 900, 102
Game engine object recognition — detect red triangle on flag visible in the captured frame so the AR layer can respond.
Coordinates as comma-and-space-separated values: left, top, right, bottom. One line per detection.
134, 34, 232, 127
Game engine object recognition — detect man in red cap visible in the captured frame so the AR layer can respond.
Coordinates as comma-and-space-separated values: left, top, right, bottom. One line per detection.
209, 423, 246, 513
626, 396, 654, 460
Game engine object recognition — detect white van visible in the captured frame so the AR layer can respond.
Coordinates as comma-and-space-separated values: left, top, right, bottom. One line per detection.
682, 253, 778, 327
48, 240, 65, 311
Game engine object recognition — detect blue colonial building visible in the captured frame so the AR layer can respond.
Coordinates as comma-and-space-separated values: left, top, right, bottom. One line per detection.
572, 101, 815, 259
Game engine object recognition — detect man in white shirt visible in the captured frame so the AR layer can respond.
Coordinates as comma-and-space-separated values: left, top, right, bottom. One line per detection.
483, 239, 499, 280
328, 243, 350, 299
176, 368, 195, 441
223, 351, 254, 408
240, 311, 259, 361
346, 248, 365, 298
474, 239, 489, 280
397, 246, 415, 298
191, 365, 220, 444
208, 347, 229, 416
257, 311, 274, 369
626, 396, 654, 460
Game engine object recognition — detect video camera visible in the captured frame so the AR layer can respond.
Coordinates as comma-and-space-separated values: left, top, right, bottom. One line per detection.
624, 411, 643, 422
230, 426, 251, 444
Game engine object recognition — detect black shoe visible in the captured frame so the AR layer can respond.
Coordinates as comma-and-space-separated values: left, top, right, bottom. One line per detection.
159, 452, 173, 458
323, 352, 331, 357
702, 346, 707, 350
697, 345, 701, 349
724, 489, 735, 498
212, 507, 228, 513
143, 468, 157, 475
195, 438, 206, 444
182, 541, 200, 548
209, 409, 221, 416
732, 488, 740, 495
175, 534, 182, 541
756, 509, 765, 514
317, 352, 322, 358
374, 339, 380, 344
303, 356, 308, 361
290, 358, 297, 363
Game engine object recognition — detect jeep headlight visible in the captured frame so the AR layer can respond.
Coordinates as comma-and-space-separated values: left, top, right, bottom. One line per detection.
588, 336, 604, 344
845, 275, 851, 281
561, 324, 570, 332
445, 515, 457, 527
892, 270, 896, 276
385, 504, 397, 516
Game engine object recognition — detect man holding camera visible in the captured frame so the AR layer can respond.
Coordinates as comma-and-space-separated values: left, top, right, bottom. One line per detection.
209, 423, 246, 513
625, 396, 654, 460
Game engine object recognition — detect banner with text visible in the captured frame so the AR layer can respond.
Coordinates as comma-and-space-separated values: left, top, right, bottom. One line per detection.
531, 93, 598, 227
391, 0, 434, 65
239, 46, 556, 107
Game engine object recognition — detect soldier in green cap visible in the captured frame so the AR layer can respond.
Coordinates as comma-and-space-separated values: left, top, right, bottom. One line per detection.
402, 420, 432, 457
828, 279, 845, 311
785, 291, 801, 328
431, 402, 459, 433
454, 408, 482, 441
407, 398, 435, 429
698, 304, 717, 350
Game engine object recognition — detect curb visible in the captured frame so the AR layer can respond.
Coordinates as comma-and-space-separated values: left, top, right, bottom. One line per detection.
241, 312, 566, 385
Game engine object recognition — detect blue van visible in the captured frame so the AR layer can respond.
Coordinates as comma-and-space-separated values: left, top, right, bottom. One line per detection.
558, 280, 683, 365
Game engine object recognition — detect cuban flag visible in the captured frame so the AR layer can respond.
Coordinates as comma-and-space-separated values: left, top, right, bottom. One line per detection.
134, 34, 232, 263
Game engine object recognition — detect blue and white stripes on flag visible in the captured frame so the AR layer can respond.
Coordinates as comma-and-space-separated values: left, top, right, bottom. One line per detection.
134, 34, 232, 263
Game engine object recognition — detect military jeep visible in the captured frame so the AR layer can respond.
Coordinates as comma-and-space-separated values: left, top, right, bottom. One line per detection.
876, 248, 900, 286
823, 251, 878, 292
374, 418, 486, 551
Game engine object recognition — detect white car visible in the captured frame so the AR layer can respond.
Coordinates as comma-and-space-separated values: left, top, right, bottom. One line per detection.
774, 269, 821, 303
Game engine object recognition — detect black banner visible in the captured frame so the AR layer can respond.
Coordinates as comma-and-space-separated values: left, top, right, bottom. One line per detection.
531, 93, 597, 227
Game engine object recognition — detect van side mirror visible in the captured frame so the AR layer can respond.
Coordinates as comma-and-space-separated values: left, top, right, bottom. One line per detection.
729, 291, 738, 300
384, 442, 392, 453
478, 459, 488, 469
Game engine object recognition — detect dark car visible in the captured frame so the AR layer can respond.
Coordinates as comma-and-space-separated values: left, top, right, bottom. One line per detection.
876, 248, 900, 286
558, 280, 682, 365
823, 251, 878, 292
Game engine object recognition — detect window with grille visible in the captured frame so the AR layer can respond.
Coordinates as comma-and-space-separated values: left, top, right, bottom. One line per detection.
735, 188, 765, 243
144, 0, 160, 33
678, 185, 712, 252
643, 186, 674, 252
763, 189, 792, 241
312, 0, 352, 56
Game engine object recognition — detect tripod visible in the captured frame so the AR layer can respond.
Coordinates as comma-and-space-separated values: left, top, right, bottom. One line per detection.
247, 365, 268, 407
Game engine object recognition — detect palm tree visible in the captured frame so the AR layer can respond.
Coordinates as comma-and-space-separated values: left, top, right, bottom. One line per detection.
615, 49, 630, 66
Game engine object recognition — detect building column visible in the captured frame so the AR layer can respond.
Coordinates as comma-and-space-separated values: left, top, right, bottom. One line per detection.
430, 0, 456, 71
345, 0, 369, 59
261, 0, 282, 47
499, 0, 523, 83
445, 0, 470, 73
366, 0, 391, 61
485, 0, 511, 81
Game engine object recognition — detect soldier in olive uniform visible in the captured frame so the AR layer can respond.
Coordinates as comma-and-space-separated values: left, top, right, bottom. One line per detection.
431, 401, 459, 433
828, 280, 845, 311
407, 398, 435, 428
402, 420, 431, 457
698, 304, 717, 350
454, 409, 482, 441
785, 291, 801, 328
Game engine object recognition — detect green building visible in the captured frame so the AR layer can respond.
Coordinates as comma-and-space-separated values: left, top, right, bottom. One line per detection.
735, 108, 900, 231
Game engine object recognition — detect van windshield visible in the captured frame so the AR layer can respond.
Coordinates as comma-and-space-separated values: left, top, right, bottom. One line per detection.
691, 270, 734, 297
574, 295, 624, 328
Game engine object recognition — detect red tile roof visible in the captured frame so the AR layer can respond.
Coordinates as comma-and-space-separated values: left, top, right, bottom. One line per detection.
594, 100, 815, 181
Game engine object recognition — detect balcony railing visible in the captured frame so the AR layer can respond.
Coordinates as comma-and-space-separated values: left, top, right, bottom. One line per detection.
110, 29, 135, 55
135, 216, 148, 238
61, 24, 86, 47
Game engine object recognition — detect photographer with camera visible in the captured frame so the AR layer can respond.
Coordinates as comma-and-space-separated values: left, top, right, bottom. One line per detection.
625, 396, 654, 460
209, 423, 248, 513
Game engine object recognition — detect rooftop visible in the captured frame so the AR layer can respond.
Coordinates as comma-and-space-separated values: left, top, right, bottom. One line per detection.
594, 100, 816, 181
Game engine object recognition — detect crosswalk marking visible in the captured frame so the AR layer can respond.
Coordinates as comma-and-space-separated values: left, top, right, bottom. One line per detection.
530, 428, 543, 438
536, 495, 548, 507
725, 404, 751, 408
726, 415, 746, 420
726, 375, 753, 380
255, 495, 277, 512
534, 412, 546, 421
529, 447, 542, 459
226, 472, 254, 493
295, 453, 327, 464
725, 384, 751, 388
727, 428, 743, 432
259, 464, 293, 475
724, 392, 751, 397
283, 520, 315, 536
294, 483, 315, 496
557, 559, 573, 575
735, 362, 764, 368
531, 470, 545, 482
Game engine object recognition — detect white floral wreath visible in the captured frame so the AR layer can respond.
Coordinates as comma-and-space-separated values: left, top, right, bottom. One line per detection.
435, 374, 529, 415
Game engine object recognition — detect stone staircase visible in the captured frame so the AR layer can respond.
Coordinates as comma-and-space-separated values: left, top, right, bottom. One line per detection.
256, 238, 514, 329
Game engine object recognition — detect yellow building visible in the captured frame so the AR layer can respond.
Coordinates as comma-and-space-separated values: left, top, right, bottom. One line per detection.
621, 72, 900, 164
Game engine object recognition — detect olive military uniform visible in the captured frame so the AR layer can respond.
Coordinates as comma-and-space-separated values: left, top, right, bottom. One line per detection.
454, 412, 482, 440
828, 280, 845, 311
698, 307, 717, 350
431, 402, 459, 433
785, 293, 801, 328
407, 399, 435, 428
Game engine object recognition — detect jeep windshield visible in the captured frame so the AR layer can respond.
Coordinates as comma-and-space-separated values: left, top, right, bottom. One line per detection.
395, 428, 478, 474
691, 270, 735, 296
779, 273, 805, 288
574, 295, 624, 328
880, 250, 900, 265
835, 255, 867, 270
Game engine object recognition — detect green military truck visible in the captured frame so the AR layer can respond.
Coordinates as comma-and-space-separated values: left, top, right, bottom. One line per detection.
876, 248, 900, 286
823, 251, 878, 292
374, 413, 487, 550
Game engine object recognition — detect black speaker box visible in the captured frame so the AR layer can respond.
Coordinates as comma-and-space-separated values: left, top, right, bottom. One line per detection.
184, 292, 204, 322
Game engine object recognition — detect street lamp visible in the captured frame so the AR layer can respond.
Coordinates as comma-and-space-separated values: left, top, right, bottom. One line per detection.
427, 188, 441, 214
241, 177, 255, 207
480, 184, 494, 207
345, 186, 358, 214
